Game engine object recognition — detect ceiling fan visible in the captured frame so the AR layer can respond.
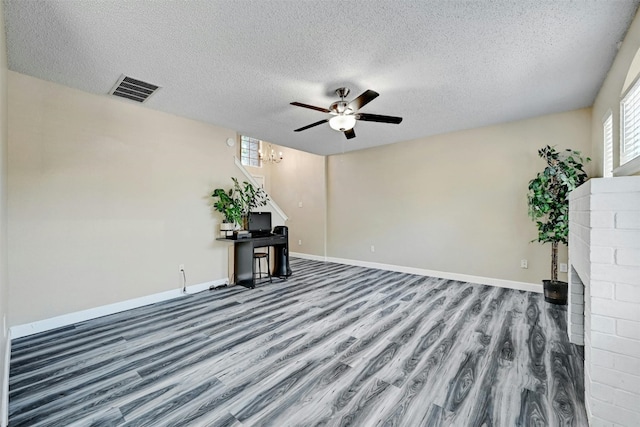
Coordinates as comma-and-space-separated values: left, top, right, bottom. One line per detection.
291, 87, 403, 139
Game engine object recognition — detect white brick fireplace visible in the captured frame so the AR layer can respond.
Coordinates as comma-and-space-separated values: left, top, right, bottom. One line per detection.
568, 177, 640, 426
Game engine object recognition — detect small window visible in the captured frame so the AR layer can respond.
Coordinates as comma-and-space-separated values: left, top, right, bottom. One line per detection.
240, 136, 261, 167
620, 78, 640, 166
603, 112, 613, 177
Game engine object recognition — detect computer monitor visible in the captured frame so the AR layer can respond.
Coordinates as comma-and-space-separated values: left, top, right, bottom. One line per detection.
248, 211, 272, 234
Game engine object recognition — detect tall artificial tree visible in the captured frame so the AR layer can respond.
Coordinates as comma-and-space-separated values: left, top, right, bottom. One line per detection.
527, 146, 590, 282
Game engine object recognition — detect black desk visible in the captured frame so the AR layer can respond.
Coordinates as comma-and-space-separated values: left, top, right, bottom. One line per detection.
216, 234, 290, 288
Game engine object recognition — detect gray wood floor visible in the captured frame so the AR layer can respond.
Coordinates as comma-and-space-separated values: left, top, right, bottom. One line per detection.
9, 258, 587, 426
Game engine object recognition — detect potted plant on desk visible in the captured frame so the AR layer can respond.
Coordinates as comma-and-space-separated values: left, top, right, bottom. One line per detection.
211, 187, 242, 237
212, 178, 269, 234
233, 177, 269, 229
527, 145, 589, 305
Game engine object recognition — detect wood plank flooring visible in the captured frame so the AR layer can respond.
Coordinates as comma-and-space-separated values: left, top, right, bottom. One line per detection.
9, 258, 587, 426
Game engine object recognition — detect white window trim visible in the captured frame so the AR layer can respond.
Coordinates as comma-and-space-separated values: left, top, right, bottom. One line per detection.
619, 75, 640, 174
614, 155, 640, 176
602, 110, 613, 178
240, 135, 262, 168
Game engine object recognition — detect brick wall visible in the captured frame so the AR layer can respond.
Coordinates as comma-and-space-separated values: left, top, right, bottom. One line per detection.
568, 177, 640, 427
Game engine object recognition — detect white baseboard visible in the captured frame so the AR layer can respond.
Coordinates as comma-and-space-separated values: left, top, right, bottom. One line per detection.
1, 329, 10, 427
319, 256, 542, 293
10, 278, 229, 340
289, 252, 327, 262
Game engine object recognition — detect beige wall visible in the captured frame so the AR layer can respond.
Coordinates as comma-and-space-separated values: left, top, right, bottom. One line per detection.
8, 72, 242, 325
0, 1, 9, 422
327, 108, 592, 285
592, 10, 640, 177
269, 144, 326, 257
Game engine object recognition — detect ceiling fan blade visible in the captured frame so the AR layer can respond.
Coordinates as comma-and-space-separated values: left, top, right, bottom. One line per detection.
291, 102, 331, 113
357, 113, 403, 124
349, 90, 379, 111
294, 119, 328, 132
344, 128, 356, 139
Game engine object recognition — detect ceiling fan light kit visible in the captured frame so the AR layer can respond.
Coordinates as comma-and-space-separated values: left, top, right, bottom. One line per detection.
291, 87, 403, 140
329, 114, 356, 131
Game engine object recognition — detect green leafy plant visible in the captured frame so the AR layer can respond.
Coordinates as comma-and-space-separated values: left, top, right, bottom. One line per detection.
527, 145, 590, 281
211, 187, 242, 226
232, 177, 269, 217
211, 177, 269, 227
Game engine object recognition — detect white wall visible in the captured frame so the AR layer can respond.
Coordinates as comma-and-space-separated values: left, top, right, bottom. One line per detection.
7, 72, 241, 326
571, 10, 640, 425
326, 109, 592, 286
569, 177, 640, 426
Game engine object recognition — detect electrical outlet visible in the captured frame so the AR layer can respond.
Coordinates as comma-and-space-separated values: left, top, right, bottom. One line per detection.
520, 259, 528, 269
298, 240, 302, 246
179, 264, 185, 272
371, 245, 375, 253
560, 263, 568, 273
298, 201, 303, 208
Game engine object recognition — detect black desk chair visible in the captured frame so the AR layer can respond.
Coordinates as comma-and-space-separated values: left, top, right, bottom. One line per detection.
253, 249, 272, 284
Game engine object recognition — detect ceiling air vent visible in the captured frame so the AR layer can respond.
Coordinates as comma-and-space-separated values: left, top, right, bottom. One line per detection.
109, 75, 160, 103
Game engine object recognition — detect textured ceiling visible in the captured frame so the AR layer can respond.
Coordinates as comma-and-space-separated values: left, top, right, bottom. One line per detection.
4, 1, 639, 156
